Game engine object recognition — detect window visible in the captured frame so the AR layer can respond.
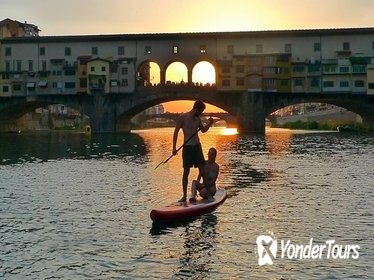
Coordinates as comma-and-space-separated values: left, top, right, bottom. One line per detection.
13, 84, 22, 91
314, 43, 321, 52
101, 66, 106, 71
222, 79, 230, 87
65, 47, 71, 56
40, 47, 45, 56
340, 81, 349, 87
64, 68, 76, 76
340, 66, 350, 73
295, 79, 303, 86
80, 78, 87, 88
264, 79, 276, 87
173, 46, 178, 54
352, 65, 366, 73
3, 85, 9, 93
200, 45, 206, 53
145, 46, 152, 54
91, 66, 95, 71
265, 56, 275, 64
368, 83, 374, 89
16, 61, 22, 72
285, 43, 292, 53
323, 81, 334, 88
121, 79, 128, 87
118, 46, 125, 56
65, 82, 76, 89
293, 65, 305, 72
372, 41, 374, 50
324, 65, 337, 73
92, 47, 98, 55
236, 78, 244, 86
122, 67, 128, 75
308, 64, 320, 72
256, 44, 263, 53
354, 80, 365, 87
343, 42, 350, 51
263, 67, 276, 74
5, 47, 11, 56
28, 60, 33, 72
227, 45, 234, 54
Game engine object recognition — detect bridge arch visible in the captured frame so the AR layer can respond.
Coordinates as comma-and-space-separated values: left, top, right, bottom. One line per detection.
0, 100, 90, 132
137, 60, 161, 86
165, 61, 188, 84
192, 61, 216, 86
263, 94, 374, 127
116, 93, 236, 132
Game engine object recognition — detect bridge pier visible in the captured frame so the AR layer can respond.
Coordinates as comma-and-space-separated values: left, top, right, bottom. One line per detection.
117, 115, 133, 132
87, 90, 119, 133
236, 92, 266, 134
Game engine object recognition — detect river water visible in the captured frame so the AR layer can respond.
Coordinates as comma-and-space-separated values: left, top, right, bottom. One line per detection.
0, 128, 373, 279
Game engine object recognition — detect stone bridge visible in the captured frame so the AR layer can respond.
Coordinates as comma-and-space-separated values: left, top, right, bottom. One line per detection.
0, 85, 373, 133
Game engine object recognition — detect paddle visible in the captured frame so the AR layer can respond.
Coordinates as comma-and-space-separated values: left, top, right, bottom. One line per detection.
154, 128, 200, 169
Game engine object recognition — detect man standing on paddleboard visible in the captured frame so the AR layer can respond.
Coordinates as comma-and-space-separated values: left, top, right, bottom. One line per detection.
172, 100, 214, 202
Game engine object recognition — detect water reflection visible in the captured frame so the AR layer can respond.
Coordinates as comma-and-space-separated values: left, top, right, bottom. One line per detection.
176, 214, 218, 279
0, 132, 147, 165
265, 131, 292, 155
0, 127, 373, 279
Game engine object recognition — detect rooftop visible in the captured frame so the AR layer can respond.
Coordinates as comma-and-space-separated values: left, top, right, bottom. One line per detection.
1, 27, 374, 43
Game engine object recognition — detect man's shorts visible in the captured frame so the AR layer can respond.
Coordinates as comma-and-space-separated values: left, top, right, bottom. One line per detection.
182, 144, 205, 168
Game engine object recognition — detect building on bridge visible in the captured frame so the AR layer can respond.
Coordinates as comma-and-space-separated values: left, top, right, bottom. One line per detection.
1, 24, 374, 96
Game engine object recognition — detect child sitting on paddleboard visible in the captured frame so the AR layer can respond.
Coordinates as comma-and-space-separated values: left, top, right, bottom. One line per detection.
189, 147, 219, 203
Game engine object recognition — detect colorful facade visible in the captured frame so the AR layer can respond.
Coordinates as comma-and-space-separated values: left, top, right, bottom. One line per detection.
1, 26, 374, 96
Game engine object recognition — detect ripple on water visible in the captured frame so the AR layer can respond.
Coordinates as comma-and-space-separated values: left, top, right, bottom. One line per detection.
0, 129, 373, 279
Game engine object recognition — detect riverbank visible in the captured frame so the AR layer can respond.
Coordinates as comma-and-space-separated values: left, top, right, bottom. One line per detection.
273, 120, 374, 133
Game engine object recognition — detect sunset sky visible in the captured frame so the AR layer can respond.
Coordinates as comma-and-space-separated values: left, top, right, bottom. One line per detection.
1, 0, 373, 112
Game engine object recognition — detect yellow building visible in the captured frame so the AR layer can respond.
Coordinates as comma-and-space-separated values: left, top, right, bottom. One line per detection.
87, 58, 111, 94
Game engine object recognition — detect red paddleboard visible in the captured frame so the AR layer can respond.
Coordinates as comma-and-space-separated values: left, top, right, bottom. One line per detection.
150, 188, 227, 222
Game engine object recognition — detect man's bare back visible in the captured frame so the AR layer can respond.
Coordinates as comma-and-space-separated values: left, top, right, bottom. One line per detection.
180, 111, 201, 146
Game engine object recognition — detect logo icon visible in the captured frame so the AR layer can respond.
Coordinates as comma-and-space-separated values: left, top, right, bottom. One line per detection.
256, 233, 277, 266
